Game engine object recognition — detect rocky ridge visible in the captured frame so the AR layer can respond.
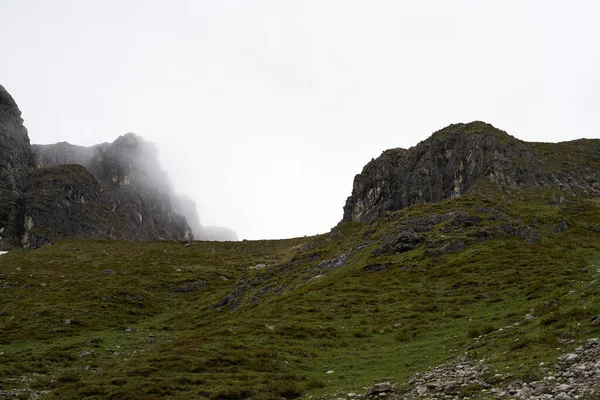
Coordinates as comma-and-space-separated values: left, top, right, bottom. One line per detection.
343, 121, 600, 223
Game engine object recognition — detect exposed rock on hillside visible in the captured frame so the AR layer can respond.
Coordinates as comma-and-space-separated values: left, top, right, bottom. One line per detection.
358, 338, 600, 399
343, 121, 600, 223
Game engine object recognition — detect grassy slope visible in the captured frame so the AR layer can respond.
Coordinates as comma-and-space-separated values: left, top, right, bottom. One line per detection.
1, 195, 599, 399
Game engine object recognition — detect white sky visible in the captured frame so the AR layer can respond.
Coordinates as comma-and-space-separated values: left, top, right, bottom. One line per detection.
1, 1, 599, 240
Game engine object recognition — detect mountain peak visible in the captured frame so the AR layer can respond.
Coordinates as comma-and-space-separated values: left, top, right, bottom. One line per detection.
0, 84, 22, 122
342, 122, 600, 223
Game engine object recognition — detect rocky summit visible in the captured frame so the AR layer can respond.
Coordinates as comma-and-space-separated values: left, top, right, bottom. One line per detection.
343, 121, 600, 223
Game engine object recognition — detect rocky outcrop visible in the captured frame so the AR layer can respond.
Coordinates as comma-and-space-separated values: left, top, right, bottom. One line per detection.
343, 121, 600, 223
0, 85, 35, 242
22, 165, 114, 248
0, 85, 194, 248
35, 138, 239, 242
32, 133, 193, 245
34, 135, 239, 242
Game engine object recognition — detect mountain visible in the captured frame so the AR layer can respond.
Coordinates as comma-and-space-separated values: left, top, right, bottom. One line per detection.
1, 119, 598, 399
33, 138, 238, 242
343, 121, 600, 223
0, 85, 199, 248
31, 134, 193, 247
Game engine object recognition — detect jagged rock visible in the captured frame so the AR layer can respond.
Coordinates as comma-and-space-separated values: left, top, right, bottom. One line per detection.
343, 121, 600, 223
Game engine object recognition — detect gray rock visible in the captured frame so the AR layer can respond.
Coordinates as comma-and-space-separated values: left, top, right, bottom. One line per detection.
555, 392, 571, 400
559, 353, 579, 365
371, 382, 392, 393
342, 121, 600, 224
515, 386, 533, 399
416, 386, 428, 396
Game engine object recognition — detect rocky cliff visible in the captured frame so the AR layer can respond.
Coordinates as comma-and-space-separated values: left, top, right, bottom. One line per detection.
33, 137, 238, 242
0, 85, 195, 248
0, 85, 35, 243
343, 121, 600, 223
30, 134, 193, 247
22, 165, 115, 248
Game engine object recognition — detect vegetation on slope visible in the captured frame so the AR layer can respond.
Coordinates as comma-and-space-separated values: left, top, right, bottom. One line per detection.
1, 192, 599, 399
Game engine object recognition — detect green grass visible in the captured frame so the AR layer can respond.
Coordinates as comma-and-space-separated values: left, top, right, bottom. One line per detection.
1, 195, 599, 399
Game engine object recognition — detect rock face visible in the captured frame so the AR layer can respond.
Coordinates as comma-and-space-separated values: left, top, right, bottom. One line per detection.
34, 137, 238, 242
22, 165, 115, 248
343, 121, 600, 223
31, 133, 192, 246
0, 85, 35, 241
0, 85, 195, 248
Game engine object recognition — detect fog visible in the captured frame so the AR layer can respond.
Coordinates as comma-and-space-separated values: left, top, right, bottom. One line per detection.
1, 1, 599, 240
34, 134, 238, 241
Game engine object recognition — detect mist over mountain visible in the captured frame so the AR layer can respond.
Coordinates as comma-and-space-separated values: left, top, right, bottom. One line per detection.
172, 195, 238, 242
0, 84, 237, 248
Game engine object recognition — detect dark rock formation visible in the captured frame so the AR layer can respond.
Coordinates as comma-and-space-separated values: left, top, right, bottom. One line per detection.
343, 121, 600, 223
1, 85, 193, 248
0, 85, 35, 241
34, 137, 238, 242
32, 133, 192, 245
22, 165, 114, 248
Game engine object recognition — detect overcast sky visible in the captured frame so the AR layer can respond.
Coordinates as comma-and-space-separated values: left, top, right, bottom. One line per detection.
1, 1, 599, 240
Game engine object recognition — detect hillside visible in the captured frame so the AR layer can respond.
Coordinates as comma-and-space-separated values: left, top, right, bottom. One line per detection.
2, 91, 600, 399
1, 188, 599, 399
